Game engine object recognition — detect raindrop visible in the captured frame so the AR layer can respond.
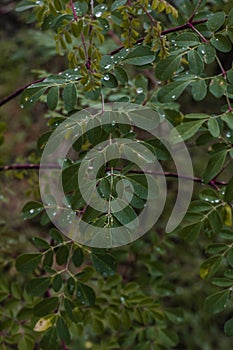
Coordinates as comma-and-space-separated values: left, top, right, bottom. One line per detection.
104, 64, 111, 69
172, 95, 176, 99
29, 209, 35, 214
95, 11, 102, 17
103, 75, 110, 81
100, 5, 106, 9
136, 87, 143, 94
201, 50, 205, 54
74, 67, 78, 71
20, 105, 24, 109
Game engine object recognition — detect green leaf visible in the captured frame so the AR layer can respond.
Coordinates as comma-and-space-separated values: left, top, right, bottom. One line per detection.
72, 247, 84, 267
227, 8, 233, 26
207, 118, 220, 137
206, 243, 227, 254
227, 69, 233, 84
203, 150, 227, 183
74, 1, 88, 16
200, 255, 222, 279
111, 199, 138, 229
107, 311, 121, 330
224, 176, 233, 202
49, 228, 64, 243
224, 318, 233, 336
123, 46, 155, 66
43, 251, 54, 268
191, 80, 207, 101
114, 66, 128, 84
91, 253, 117, 276
187, 50, 204, 74
173, 120, 204, 142
111, 0, 127, 11
207, 12, 225, 32
155, 55, 181, 80
18, 334, 34, 350
175, 32, 200, 47
212, 277, 233, 287
185, 113, 209, 119
227, 248, 233, 268
94, 3, 108, 16
32, 237, 50, 250
62, 84, 77, 112
198, 44, 216, 64
15, 0, 36, 12
221, 113, 233, 129
16, 253, 42, 273
179, 222, 203, 241
56, 316, 71, 343
20, 86, 47, 107
208, 209, 223, 233
33, 297, 59, 317
22, 201, 44, 219
56, 245, 69, 266
209, 76, 226, 98
102, 73, 118, 88
47, 86, 59, 110
77, 282, 96, 306
62, 163, 81, 192
199, 188, 219, 202
205, 290, 229, 313
157, 81, 190, 102
52, 274, 63, 292
41, 326, 59, 349
211, 34, 232, 52
157, 329, 179, 347
26, 277, 51, 296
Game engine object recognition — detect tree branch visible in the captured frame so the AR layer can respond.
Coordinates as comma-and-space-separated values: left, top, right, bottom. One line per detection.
0, 78, 45, 107
0, 163, 227, 187
0, 163, 59, 172
110, 19, 207, 55
0, 17, 208, 108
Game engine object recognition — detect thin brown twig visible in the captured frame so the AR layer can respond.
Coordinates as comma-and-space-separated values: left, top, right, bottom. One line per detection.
0, 163, 227, 187
0, 18, 208, 108
110, 19, 208, 55
0, 78, 45, 107
70, 0, 78, 20
187, 22, 208, 43
188, 0, 203, 22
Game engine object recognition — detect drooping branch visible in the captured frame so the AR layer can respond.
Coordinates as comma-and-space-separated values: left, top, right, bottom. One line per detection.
0, 163, 227, 187
0, 16, 208, 108
0, 163, 60, 171
0, 78, 45, 107
110, 19, 208, 55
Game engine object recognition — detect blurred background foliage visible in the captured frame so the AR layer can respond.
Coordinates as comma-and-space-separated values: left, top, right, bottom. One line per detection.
1, 0, 233, 349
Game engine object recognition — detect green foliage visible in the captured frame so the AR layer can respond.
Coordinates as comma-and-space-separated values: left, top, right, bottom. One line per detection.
2, 0, 233, 349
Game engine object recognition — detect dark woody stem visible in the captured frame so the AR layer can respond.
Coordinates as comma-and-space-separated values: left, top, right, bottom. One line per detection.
0, 163, 227, 188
